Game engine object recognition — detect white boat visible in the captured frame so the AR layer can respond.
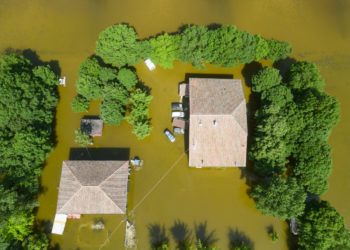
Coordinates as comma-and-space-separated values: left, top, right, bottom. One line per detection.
144, 59, 156, 71
59, 76, 66, 87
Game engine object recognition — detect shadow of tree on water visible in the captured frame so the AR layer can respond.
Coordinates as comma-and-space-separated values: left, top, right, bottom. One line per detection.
170, 220, 192, 249
273, 57, 296, 82
194, 221, 218, 247
148, 223, 169, 249
228, 228, 254, 249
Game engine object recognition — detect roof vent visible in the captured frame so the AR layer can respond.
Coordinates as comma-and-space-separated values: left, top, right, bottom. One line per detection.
213, 120, 217, 126
199, 120, 202, 127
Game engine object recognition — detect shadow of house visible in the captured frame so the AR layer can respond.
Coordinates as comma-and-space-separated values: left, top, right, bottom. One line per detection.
228, 228, 254, 250
170, 220, 192, 249
69, 148, 130, 161
148, 224, 169, 249
194, 221, 218, 247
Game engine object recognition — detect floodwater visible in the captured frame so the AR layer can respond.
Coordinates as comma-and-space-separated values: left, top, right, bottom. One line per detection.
0, 0, 349, 249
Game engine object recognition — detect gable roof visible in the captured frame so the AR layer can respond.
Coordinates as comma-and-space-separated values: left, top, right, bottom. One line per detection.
189, 78, 247, 168
56, 161, 129, 214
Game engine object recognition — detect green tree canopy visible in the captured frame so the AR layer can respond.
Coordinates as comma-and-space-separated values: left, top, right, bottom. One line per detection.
96, 24, 145, 67
0, 53, 58, 248
265, 39, 292, 61
251, 177, 307, 220
298, 200, 350, 250
126, 88, 153, 139
149, 33, 180, 69
178, 25, 209, 69
71, 95, 90, 113
251, 67, 282, 93
100, 98, 125, 126
117, 68, 138, 91
287, 61, 325, 91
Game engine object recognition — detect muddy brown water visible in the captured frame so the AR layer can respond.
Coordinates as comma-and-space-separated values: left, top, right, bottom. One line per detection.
0, 0, 349, 249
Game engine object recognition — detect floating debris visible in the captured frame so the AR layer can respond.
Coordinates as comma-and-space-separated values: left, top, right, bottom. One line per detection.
130, 156, 144, 171
125, 220, 137, 248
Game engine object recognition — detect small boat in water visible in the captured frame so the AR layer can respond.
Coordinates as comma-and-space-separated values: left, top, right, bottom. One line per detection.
164, 129, 175, 142
290, 218, 299, 235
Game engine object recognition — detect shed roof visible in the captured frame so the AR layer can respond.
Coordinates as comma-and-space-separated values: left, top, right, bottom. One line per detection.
189, 78, 247, 168
56, 161, 129, 214
81, 118, 103, 137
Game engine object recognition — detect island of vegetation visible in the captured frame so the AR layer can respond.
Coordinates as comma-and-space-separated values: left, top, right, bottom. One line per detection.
0, 54, 59, 249
249, 63, 350, 249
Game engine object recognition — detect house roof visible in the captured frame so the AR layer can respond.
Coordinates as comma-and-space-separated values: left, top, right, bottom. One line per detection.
81, 118, 103, 137
56, 161, 129, 214
189, 78, 247, 168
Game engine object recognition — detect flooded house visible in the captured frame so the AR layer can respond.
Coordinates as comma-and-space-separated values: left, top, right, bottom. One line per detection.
52, 160, 129, 235
188, 78, 247, 168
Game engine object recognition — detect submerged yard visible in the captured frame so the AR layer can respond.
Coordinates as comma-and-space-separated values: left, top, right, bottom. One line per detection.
0, 0, 349, 249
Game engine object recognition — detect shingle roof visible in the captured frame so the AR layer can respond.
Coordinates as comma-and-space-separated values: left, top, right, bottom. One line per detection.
56, 161, 129, 214
189, 78, 247, 168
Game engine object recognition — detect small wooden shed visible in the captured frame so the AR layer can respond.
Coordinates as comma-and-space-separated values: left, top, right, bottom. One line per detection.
81, 118, 103, 137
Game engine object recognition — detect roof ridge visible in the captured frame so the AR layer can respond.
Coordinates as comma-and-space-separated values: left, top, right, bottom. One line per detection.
97, 186, 123, 213
57, 186, 83, 213
64, 161, 83, 186
98, 161, 128, 187
231, 100, 248, 133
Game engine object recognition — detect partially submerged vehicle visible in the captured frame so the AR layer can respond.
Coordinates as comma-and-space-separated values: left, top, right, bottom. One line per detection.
174, 127, 185, 134
172, 111, 185, 118
164, 129, 175, 142
172, 102, 187, 111
290, 218, 299, 235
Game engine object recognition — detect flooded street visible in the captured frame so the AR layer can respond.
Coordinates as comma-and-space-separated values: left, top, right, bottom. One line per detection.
0, 0, 349, 249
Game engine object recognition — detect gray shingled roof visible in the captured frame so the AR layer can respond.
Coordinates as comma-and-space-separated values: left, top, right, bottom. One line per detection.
56, 161, 129, 214
189, 78, 247, 168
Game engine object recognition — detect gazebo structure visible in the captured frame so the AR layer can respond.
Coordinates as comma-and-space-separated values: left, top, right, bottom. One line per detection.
52, 160, 129, 234
188, 78, 247, 168
81, 118, 103, 137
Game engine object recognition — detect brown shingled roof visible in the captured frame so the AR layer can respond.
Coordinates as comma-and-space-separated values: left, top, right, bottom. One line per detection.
189, 78, 247, 168
56, 161, 129, 214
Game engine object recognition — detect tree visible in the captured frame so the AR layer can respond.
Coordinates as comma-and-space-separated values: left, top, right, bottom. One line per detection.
265, 39, 292, 61
254, 34, 269, 60
178, 25, 209, 69
74, 129, 93, 146
100, 99, 125, 126
76, 58, 104, 100
126, 88, 153, 139
117, 68, 138, 91
251, 177, 307, 220
96, 24, 145, 67
251, 67, 282, 93
298, 200, 350, 250
71, 95, 90, 113
149, 33, 180, 69
292, 139, 332, 195
287, 61, 325, 91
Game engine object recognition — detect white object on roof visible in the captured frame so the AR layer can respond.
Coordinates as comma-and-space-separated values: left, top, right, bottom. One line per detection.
51, 214, 67, 235
144, 59, 156, 71
59, 76, 66, 87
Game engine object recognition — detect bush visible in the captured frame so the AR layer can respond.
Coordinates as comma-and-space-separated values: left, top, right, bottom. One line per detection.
251, 67, 282, 93
74, 129, 93, 146
71, 95, 90, 113
265, 39, 292, 61
149, 33, 180, 69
